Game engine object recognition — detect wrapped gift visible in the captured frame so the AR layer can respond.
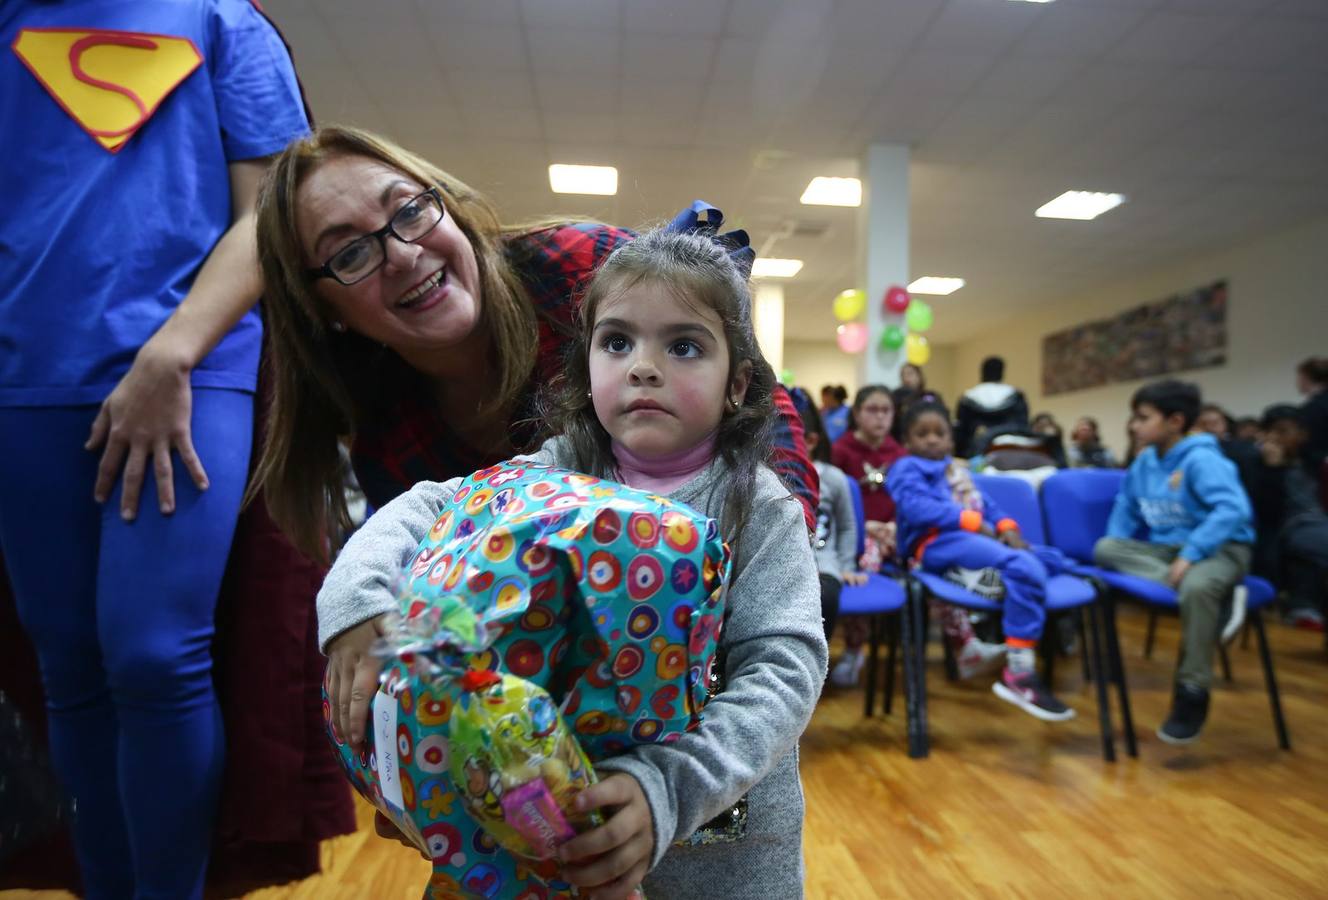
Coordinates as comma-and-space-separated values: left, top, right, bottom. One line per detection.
326, 460, 730, 899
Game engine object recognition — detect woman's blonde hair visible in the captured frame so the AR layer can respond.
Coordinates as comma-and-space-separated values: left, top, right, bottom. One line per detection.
250, 125, 541, 560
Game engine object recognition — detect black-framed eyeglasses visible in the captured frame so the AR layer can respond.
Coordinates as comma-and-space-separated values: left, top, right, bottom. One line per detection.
306, 187, 446, 286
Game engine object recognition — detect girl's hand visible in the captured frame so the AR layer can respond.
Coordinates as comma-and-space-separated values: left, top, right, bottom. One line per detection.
865, 520, 896, 555
842, 571, 869, 587
998, 529, 1029, 550
327, 614, 391, 749
559, 774, 652, 899
979, 522, 997, 538
86, 341, 208, 520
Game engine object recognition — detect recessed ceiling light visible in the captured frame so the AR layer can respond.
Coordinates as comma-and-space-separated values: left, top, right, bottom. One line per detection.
1007, 0, 1056, 4
908, 276, 965, 295
1036, 191, 1125, 220
751, 258, 804, 278
800, 176, 862, 207
548, 164, 618, 195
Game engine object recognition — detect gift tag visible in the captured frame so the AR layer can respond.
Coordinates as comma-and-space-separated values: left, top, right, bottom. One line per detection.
373, 689, 404, 812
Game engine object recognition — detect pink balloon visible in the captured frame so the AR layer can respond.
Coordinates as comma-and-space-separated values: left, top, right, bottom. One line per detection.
836, 322, 868, 354
884, 286, 911, 314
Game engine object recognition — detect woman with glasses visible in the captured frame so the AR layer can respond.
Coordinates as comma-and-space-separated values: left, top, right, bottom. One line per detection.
250, 125, 818, 754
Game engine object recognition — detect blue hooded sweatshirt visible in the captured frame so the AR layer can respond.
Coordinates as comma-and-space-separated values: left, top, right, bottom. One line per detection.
887, 454, 1011, 558
1107, 432, 1254, 562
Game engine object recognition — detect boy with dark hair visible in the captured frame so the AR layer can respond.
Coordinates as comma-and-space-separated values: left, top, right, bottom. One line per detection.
1094, 379, 1255, 745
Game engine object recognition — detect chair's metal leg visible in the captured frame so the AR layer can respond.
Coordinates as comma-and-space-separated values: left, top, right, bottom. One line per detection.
1240, 619, 1251, 650
1144, 608, 1158, 659
884, 615, 898, 716
1101, 589, 1137, 757
941, 612, 959, 682
864, 614, 880, 718
1086, 599, 1116, 762
1218, 643, 1233, 684
903, 577, 929, 758
1040, 614, 1056, 686
1078, 607, 1092, 682
1252, 610, 1291, 750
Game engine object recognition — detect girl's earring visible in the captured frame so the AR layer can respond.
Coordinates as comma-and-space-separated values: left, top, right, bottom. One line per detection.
330, 320, 346, 333
586, 391, 593, 400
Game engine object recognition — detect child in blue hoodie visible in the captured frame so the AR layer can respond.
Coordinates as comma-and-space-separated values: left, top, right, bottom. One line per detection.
888, 401, 1075, 722
1094, 379, 1254, 745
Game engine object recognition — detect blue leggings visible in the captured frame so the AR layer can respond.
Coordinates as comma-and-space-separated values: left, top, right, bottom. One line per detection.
0, 390, 252, 900
921, 531, 1066, 642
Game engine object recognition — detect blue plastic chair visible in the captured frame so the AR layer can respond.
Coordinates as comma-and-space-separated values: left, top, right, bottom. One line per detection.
1041, 469, 1289, 750
840, 476, 926, 758
977, 475, 1129, 760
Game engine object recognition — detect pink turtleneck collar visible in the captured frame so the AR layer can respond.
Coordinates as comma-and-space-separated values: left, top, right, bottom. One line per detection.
611, 430, 718, 495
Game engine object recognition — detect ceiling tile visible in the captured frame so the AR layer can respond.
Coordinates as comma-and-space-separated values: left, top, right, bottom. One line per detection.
1104, 11, 1245, 65
519, 0, 621, 30
1013, 5, 1149, 59
916, 0, 1044, 54
622, 0, 728, 37
527, 26, 621, 72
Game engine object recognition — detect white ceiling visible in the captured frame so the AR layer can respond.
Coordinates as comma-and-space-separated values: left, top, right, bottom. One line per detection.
263, 0, 1328, 344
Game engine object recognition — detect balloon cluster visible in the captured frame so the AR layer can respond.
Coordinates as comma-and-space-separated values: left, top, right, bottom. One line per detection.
831, 284, 934, 364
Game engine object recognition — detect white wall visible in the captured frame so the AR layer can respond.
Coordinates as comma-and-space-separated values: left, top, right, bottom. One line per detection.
949, 215, 1328, 457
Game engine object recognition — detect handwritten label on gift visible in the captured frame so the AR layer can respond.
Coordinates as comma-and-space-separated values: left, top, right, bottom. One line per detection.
374, 689, 404, 811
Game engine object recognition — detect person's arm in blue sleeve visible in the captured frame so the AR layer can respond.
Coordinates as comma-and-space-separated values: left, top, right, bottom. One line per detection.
1180, 457, 1254, 562
887, 460, 969, 532
1106, 467, 1145, 539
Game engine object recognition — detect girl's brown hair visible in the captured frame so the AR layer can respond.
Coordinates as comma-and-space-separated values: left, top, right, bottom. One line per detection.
543, 228, 777, 545
249, 125, 543, 560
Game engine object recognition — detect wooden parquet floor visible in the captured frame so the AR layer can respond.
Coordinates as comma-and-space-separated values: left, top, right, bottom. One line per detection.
6, 605, 1327, 899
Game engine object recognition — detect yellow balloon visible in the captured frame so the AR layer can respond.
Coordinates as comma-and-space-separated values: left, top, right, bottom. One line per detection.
832, 289, 866, 322
905, 333, 930, 366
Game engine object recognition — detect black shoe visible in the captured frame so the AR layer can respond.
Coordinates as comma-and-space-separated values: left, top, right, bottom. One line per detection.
1157, 683, 1210, 745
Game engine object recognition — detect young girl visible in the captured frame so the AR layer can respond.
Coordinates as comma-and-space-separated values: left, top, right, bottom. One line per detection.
887, 401, 1074, 722
828, 385, 904, 684
791, 387, 864, 645
317, 227, 826, 899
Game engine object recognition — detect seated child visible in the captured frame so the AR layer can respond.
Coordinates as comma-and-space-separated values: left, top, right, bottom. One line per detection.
1094, 379, 1254, 745
888, 401, 1075, 722
1248, 404, 1328, 630
791, 387, 862, 645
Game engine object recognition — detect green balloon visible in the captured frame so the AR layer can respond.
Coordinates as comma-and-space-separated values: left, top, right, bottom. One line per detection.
880, 325, 905, 351
906, 300, 934, 332
779, 368, 796, 385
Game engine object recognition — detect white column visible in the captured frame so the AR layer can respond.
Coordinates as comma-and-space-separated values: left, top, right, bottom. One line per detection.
754, 282, 785, 376
858, 143, 910, 387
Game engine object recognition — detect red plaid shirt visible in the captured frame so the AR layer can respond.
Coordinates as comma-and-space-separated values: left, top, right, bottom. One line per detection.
351, 222, 818, 529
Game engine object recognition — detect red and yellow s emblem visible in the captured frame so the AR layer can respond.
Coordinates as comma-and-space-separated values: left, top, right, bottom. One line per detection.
12, 28, 202, 152
1168, 470, 1184, 492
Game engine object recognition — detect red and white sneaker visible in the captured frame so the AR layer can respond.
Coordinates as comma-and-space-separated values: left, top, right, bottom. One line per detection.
956, 639, 1006, 680
992, 668, 1075, 722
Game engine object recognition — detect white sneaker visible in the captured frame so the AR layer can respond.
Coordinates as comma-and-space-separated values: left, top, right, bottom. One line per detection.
956, 639, 1007, 680
1221, 585, 1247, 645
831, 649, 866, 687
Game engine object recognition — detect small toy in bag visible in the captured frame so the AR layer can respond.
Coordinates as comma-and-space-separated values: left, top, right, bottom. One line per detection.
326, 460, 731, 900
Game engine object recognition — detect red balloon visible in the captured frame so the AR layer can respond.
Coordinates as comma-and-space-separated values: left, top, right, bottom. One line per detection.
884, 286, 911, 314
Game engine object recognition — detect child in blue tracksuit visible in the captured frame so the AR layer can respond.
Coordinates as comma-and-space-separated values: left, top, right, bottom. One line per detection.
1094, 379, 1255, 745
888, 401, 1074, 721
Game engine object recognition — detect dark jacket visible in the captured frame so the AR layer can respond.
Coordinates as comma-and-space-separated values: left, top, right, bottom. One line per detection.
954, 382, 1030, 457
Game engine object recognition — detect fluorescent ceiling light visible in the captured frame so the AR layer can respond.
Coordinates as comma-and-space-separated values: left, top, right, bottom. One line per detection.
908, 276, 965, 295
548, 163, 618, 195
800, 176, 861, 207
751, 258, 804, 278
1007, 0, 1056, 4
1036, 191, 1125, 220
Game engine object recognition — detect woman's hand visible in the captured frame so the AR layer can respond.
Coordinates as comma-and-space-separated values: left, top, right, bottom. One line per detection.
559, 774, 652, 899
374, 811, 427, 859
327, 614, 391, 748
998, 529, 1029, 550
842, 571, 869, 587
86, 341, 208, 520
